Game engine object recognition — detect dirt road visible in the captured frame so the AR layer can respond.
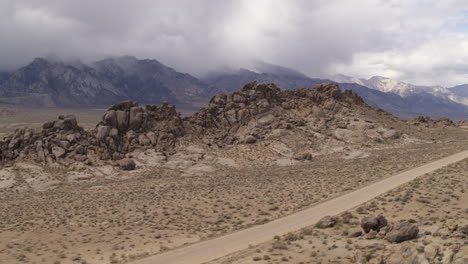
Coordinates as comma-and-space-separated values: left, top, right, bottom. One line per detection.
132, 149, 468, 264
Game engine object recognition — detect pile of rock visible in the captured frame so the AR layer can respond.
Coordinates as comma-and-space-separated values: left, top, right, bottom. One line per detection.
95, 100, 184, 158
189, 82, 283, 128
188, 81, 378, 146
0, 100, 186, 167
0, 114, 93, 164
0, 82, 408, 168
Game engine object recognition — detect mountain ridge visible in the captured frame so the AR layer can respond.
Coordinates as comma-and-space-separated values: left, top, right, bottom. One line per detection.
2, 56, 468, 119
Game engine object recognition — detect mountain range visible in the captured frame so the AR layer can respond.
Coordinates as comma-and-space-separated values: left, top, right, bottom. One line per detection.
1, 56, 468, 119
0, 56, 206, 107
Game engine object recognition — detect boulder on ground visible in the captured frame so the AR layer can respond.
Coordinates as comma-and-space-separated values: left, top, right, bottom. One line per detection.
361, 215, 388, 233
244, 135, 257, 144
385, 222, 419, 243
118, 158, 136, 170
316, 216, 337, 228
294, 152, 312, 161
348, 228, 363, 237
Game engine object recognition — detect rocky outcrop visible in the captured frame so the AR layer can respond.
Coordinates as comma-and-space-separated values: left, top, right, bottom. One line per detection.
0, 114, 92, 165
187, 81, 381, 146
190, 82, 283, 129
1, 82, 407, 168
95, 100, 184, 156
0, 100, 185, 166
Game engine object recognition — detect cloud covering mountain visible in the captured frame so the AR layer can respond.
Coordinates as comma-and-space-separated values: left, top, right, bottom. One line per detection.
1, 1, 468, 86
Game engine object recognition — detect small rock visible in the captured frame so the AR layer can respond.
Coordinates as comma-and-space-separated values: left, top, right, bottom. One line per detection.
366, 230, 378, 239
244, 135, 257, 144
118, 158, 136, 170
293, 152, 313, 161
316, 216, 337, 228
348, 228, 363, 238
52, 145, 66, 159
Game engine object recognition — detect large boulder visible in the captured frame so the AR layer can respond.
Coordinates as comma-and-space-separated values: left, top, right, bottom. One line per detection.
361, 215, 388, 233
385, 222, 419, 243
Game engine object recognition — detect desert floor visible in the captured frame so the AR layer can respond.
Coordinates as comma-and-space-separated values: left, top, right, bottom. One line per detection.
1, 136, 468, 263
210, 147, 468, 264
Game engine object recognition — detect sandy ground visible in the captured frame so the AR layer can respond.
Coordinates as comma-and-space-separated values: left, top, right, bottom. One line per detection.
133, 149, 468, 264
0, 140, 468, 264
210, 153, 468, 264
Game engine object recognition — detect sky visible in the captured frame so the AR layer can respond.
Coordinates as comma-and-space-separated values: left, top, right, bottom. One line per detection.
1, 0, 468, 87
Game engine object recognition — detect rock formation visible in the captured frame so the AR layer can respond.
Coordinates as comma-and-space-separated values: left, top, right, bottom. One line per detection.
95, 100, 184, 157
0, 114, 91, 165
0, 82, 408, 168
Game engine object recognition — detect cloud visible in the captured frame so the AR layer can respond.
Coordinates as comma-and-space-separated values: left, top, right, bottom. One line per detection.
0, 0, 468, 86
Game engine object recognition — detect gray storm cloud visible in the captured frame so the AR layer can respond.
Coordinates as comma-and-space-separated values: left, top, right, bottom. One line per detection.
1, 0, 468, 86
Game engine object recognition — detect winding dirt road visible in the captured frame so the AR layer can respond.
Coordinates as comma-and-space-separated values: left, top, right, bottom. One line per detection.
132, 149, 468, 264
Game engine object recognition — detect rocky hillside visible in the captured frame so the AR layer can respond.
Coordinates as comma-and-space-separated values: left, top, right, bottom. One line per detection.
2, 57, 468, 120
0, 82, 413, 168
93, 56, 207, 104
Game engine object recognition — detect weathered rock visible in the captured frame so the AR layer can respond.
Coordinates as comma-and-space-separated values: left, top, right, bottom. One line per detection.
129, 108, 144, 130
385, 222, 419, 243
96, 125, 111, 142
112, 152, 123, 161
317, 216, 337, 228
348, 228, 363, 237
118, 158, 136, 170
63, 114, 78, 130
244, 135, 257, 144
361, 215, 388, 233
73, 154, 87, 162
42, 121, 55, 130
384, 243, 428, 264
116, 110, 128, 131
366, 230, 378, 239
138, 134, 151, 146
52, 145, 66, 159
146, 131, 157, 145
294, 152, 312, 161
107, 100, 139, 111
103, 110, 118, 128
452, 246, 468, 264
59, 140, 71, 150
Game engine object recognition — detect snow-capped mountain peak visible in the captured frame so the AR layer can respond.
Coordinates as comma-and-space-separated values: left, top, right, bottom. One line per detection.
330, 74, 468, 106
